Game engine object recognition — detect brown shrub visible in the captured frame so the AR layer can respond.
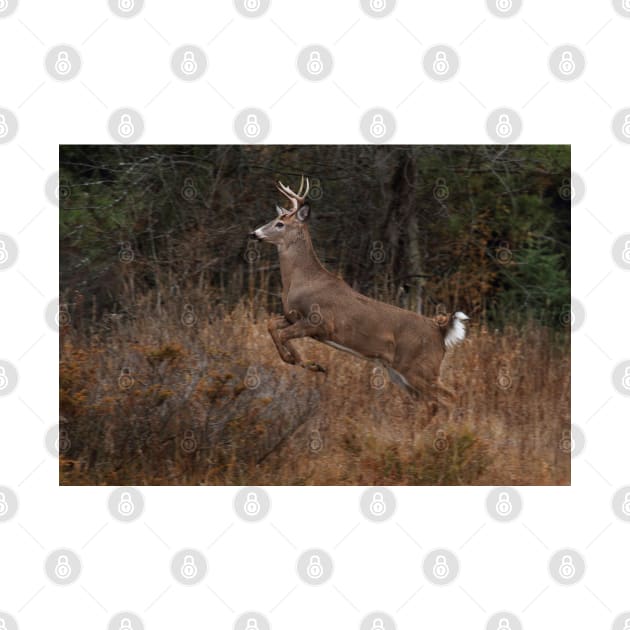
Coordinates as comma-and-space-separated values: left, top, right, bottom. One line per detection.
59, 298, 570, 485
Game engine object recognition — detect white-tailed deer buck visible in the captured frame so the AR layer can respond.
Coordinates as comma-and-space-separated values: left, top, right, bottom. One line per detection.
250, 176, 469, 416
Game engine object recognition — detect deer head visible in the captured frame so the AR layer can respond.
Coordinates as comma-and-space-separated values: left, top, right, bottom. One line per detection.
250, 177, 311, 248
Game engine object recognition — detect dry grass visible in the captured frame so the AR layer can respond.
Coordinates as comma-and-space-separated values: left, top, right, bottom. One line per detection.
59, 298, 570, 486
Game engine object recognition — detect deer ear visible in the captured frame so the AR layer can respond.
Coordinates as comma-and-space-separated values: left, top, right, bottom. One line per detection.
297, 204, 310, 222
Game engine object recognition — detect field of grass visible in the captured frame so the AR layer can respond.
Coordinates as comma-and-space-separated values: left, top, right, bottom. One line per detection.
59, 297, 570, 486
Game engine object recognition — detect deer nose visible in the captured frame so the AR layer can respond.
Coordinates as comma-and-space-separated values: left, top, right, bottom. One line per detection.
249, 230, 260, 239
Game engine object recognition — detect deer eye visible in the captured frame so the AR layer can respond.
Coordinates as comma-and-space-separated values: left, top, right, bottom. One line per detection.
275, 222, 284, 228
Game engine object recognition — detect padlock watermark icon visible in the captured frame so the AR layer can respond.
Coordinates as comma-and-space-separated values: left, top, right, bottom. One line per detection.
423, 45, 458, 79
180, 50, 198, 75
108, 487, 144, 521
0, 361, 17, 396
423, 549, 459, 584
369, 0, 387, 12
46, 46, 81, 80
369, 240, 386, 263
171, 45, 206, 80
369, 492, 386, 516
118, 114, 135, 139
558, 177, 574, 201
360, 612, 396, 630
0, 109, 17, 144
432, 555, 450, 579
307, 51, 324, 75
243, 114, 261, 138
298, 46, 333, 81
0, 491, 9, 517
550, 46, 584, 81
180, 429, 197, 453
235, 486, 270, 521
46, 549, 81, 584
117, 491, 135, 516
109, 0, 143, 17
370, 366, 386, 390
621, 492, 630, 516
181, 177, 197, 201
623, 366, 630, 390
244, 366, 260, 390
361, 108, 395, 142
0, 486, 17, 521
558, 554, 576, 579
181, 304, 197, 327
549, 548, 584, 584
0, 366, 9, 390
487, 108, 521, 142
108, 108, 143, 143
495, 491, 512, 516
369, 114, 386, 138
0, 240, 7, 264
235, 0, 270, 16
118, 367, 134, 390
495, 0, 513, 12
180, 555, 198, 579
487, 487, 522, 521
558, 51, 576, 75
306, 554, 323, 579
54, 51, 72, 75
433, 177, 449, 201
118, 241, 134, 262
496, 114, 512, 138
361, 487, 395, 521
308, 429, 323, 452
297, 548, 333, 584
307, 303, 323, 326
432, 51, 449, 75
107, 612, 144, 630
243, 492, 261, 516
622, 240, 630, 264
486, 612, 522, 630
54, 554, 72, 580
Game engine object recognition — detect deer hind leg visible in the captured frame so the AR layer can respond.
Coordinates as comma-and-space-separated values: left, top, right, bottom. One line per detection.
393, 368, 454, 423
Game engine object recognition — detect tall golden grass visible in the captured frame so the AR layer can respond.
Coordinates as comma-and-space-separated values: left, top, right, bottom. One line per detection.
59, 296, 570, 486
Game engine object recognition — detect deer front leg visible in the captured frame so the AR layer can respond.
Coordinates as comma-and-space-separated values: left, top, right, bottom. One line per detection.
268, 316, 302, 365
277, 317, 327, 373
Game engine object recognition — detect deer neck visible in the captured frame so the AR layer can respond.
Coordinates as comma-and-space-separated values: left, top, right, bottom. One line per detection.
277, 228, 325, 291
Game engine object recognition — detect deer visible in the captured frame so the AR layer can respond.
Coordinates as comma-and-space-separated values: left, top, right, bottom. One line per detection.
250, 176, 469, 418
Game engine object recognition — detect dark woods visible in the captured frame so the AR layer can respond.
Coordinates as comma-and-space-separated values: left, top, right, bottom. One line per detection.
60, 145, 570, 330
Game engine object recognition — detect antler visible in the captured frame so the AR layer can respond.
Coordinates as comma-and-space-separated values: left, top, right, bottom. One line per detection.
276, 175, 310, 213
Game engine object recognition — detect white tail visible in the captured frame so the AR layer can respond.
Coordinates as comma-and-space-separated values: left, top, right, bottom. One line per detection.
250, 177, 469, 416
444, 312, 470, 348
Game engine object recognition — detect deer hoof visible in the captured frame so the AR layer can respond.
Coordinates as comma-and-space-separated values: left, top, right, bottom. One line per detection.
303, 360, 327, 374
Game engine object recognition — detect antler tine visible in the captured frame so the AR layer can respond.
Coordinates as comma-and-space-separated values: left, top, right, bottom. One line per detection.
276, 180, 300, 210
302, 176, 310, 200
296, 175, 305, 198
275, 176, 310, 211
